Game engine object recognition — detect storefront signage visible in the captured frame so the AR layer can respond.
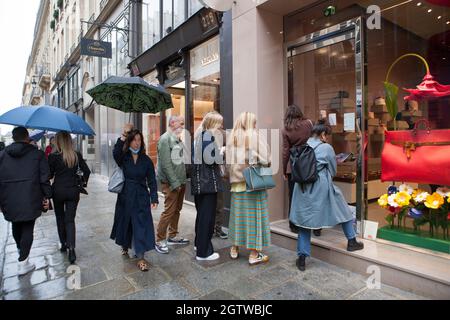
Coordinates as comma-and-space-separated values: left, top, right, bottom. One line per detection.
199, 10, 219, 34
80, 38, 112, 59
201, 52, 219, 67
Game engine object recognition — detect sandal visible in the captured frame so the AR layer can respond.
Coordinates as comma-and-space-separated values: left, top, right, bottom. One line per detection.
137, 259, 150, 272
230, 246, 239, 259
121, 248, 129, 256
249, 252, 269, 266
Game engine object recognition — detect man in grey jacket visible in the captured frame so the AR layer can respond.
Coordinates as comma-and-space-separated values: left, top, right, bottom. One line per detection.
155, 116, 190, 254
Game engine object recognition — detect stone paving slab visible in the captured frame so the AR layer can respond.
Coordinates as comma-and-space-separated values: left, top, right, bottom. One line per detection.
0, 175, 430, 300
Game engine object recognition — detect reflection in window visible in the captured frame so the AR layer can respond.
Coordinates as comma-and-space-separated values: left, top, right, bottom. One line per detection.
174, 0, 186, 28
189, 0, 203, 16
142, 0, 161, 49
163, 0, 173, 36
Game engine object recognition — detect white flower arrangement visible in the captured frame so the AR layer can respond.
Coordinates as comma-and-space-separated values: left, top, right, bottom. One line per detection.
388, 194, 399, 207
414, 192, 430, 203
398, 184, 414, 195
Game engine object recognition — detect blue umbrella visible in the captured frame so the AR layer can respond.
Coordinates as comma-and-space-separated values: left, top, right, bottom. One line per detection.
0, 106, 95, 136
29, 129, 46, 142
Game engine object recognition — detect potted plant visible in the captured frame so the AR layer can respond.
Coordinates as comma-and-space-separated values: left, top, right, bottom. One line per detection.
53, 9, 59, 20
50, 20, 55, 31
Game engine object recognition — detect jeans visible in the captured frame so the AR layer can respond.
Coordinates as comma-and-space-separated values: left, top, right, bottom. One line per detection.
297, 220, 356, 257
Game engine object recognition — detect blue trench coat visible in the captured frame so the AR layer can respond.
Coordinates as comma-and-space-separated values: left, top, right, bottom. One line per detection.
289, 137, 353, 229
110, 139, 159, 255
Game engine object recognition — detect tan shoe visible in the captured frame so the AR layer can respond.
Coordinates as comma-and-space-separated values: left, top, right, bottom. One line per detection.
230, 246, 239, 259
249, 252, 269, 266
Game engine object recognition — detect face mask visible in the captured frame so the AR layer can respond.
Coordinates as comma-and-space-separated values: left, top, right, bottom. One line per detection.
129, 147, 140, 154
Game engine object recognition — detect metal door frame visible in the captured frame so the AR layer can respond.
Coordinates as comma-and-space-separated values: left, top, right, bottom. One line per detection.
286, 17, 367, 230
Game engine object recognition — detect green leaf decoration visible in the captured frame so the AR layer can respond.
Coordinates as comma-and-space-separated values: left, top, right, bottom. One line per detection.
383, 81, 398, 126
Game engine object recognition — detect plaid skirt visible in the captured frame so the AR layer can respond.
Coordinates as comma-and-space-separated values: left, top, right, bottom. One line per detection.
229, 190, 271, 251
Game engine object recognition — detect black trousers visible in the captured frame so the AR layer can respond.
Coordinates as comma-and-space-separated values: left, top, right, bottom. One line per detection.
53, 187, 80, 249
11, 220, 36, 261
194, 193, 217, 258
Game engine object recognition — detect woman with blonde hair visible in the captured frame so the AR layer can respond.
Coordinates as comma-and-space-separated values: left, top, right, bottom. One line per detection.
191, 111, 224, 260
49, 131, 90, 264
227, 112, 272, 265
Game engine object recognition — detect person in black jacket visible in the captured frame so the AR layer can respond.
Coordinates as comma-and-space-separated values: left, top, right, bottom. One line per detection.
48, 131, 90, 264
111, 129, 159, 272
0, 127, 52, 276
191, 112, 224, 261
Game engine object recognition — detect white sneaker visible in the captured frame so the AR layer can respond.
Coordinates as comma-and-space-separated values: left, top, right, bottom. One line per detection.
18, 258, 35, 276
155, 241, 169, 254
196, 252, 220, 261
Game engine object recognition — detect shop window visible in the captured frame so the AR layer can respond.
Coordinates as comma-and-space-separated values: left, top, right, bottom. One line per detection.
163, 0, 173, 36
142, 0, 161, 50
190, 36, 220, 135
189, 0, 203, 16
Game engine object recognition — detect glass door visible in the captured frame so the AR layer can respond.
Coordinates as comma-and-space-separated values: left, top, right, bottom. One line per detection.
287, 19, 366, 230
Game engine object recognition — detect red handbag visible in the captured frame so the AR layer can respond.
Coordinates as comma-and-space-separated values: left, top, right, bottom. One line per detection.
381, 119, 450, 185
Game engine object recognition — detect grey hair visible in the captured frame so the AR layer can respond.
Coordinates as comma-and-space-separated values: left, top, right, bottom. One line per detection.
168, 115, 181, 126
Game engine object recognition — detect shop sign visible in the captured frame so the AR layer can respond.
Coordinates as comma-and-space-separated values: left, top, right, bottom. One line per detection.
199, 10, 219, 34
80, 38, 112, 59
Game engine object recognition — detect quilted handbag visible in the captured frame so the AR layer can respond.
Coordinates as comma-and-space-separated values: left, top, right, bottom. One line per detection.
243, 166, 276, 191
381, 119, 450, 185
108, 167, 125, 194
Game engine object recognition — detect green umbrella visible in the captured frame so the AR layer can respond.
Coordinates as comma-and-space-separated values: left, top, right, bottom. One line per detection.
86, 76, 173, 114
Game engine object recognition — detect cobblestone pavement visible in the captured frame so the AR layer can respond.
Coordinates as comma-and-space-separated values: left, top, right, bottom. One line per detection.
0, 175, 427, 300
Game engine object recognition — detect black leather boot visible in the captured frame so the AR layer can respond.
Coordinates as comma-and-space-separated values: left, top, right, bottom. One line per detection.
68, 248, 76, 264
347, 238, 364, 252
60, 243, 67, 253
289, 222, 299, 233
296, 255, 306, 271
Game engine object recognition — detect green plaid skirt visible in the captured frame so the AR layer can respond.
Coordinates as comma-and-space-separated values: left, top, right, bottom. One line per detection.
229, 190, 271, 251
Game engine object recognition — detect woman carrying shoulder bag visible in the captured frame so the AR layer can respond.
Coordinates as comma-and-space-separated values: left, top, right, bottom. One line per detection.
49, 131, 91, 264
191, 112, 224, 261
110, 129, 159, 272
227, 112, 272, 266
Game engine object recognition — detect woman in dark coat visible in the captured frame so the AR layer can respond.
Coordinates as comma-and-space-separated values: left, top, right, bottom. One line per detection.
110, 129, 159, 272
49, 131, 91, 264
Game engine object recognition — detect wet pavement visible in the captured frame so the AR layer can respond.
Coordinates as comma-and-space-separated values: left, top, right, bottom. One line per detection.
0, 175, 427, 300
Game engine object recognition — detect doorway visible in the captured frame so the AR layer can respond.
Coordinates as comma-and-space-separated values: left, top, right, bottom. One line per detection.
287, 18, 366, 226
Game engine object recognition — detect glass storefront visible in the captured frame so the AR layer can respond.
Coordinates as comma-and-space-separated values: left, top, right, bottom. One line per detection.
285, 0, 450, 250
141, 35, 221, 202
190, 36, 221, 134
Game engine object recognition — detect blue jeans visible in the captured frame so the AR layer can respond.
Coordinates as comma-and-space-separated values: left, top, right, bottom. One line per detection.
297, 220, 356, 257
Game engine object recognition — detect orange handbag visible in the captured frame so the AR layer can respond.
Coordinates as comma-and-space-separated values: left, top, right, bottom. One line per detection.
381, 119, 450, 185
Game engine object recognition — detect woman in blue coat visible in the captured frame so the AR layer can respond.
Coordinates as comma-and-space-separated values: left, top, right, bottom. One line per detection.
111, 129, 158, 272
289, 120, 364, 271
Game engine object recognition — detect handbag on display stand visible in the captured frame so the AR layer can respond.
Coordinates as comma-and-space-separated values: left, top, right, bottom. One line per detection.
381, 119, 450, 186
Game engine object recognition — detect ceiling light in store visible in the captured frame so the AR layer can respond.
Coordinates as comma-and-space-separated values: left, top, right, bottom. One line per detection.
318, 48, 328, 54
417, 2, 422, 6
437, 15, 442, 19
447, 21, 450, 24
331, 51, 338, 56
427, 8, 432, 13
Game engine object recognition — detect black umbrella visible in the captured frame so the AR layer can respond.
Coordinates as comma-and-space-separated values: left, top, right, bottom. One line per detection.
86, 76, 173, 114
